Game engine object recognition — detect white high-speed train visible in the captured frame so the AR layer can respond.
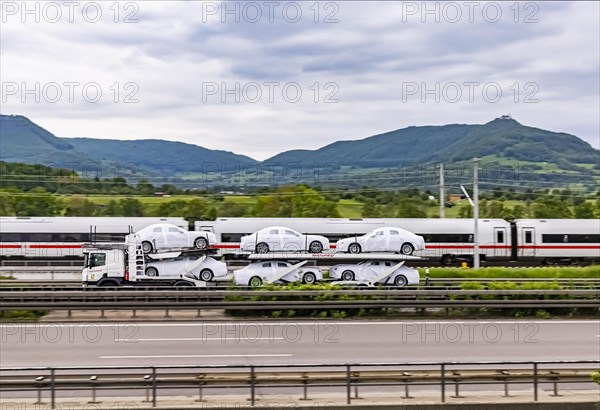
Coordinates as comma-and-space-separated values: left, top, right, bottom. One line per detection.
1, 217, 598, 264
196, 217, 600, 264
0, 217, 187, 258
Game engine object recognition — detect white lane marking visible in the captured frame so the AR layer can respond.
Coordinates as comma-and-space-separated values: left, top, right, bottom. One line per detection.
3, 320, 598, 328
115, 337, 285, 342
99, 354, 293, 359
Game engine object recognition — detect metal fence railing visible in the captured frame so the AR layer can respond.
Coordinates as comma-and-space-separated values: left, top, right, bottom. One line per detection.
1, 360, 598, 408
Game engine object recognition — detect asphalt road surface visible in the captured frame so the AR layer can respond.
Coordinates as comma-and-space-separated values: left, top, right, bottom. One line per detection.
2, 320, 599, 368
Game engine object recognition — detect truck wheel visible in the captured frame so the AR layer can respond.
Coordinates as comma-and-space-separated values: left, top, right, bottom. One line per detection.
400, 243, 414, 255
302, 272, 317, 284
141, 241, 153, 253
341, 270, 354, 281
394, 275, 408, 287
199, 269, 213, 282
145, 267, 159, 277
348, 243, 361, 254
249, 276, 263, 287
255, 243, 270, 254
308, 241, 323, 253
194, 237, 208, 250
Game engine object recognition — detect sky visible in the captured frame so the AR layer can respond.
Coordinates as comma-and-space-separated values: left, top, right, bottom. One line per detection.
1, 1, 599, 160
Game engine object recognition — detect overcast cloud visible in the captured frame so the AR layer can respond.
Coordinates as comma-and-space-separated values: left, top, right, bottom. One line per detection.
1, 1, 598, 160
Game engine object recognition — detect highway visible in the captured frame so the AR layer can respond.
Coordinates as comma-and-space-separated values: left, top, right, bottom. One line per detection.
1, 320, 599, 368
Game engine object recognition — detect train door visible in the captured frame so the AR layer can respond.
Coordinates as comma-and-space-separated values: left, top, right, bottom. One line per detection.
520, 227, 536, 257
493, 227, 508, 257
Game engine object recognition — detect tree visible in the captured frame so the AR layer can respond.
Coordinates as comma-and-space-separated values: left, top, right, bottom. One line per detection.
574, 202, 596, 219
395, 199, 427, 218
219, 200, 250, 217
252, 185, 340, 218
361, 199, 381, 218
458, 203, 473, 218
100, 200, 122, 216
64, 198, 96, 216
120, 198, 144, 216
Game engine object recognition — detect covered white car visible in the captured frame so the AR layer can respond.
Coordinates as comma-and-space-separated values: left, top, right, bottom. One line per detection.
240, 226, 329, 254
136, 223, 216, 253
336, 227, 425, 255
233, 261, 323, 287
329, 261, 419, 287
145, 255, 227, 282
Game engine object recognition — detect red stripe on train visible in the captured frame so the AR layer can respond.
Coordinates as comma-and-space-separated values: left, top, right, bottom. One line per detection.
28, 244, 83, 249
0, 245, 21, 249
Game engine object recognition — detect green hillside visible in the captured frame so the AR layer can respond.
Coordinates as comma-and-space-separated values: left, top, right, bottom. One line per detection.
266, 117, 599, 168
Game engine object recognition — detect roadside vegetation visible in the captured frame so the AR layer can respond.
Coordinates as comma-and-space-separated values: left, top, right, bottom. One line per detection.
2, 161, 599, 220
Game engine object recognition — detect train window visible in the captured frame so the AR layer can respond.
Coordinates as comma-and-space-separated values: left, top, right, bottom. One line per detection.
0, 233, 22, 242
496, 231, 505, 244
542, 234, 600, 243
221, 233, 245, 242
524, 231, 533, 244
420, 234, 474, 243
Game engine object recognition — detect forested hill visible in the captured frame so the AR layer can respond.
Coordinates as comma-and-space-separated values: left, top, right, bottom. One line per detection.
266, 117, 599, 168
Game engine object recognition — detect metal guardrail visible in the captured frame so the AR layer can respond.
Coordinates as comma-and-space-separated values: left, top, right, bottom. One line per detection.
1, 360, 598, 408
0, 289, 598, 311
2, 277, 599, 290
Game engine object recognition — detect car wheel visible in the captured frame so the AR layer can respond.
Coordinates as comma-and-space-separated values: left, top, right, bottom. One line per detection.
249, 276, 263, 287
348, 243, 361, 254
341, 270, 354, 281
255, 242, 270, 254
394, 275, 408, 287
308, 241, 323, 253
199, 269, 213, 282
194, 237, 208, 250
400, 243, 414, 255
145, 267, 159, 277
141, 241, 153, 253
302, 272, 317, 284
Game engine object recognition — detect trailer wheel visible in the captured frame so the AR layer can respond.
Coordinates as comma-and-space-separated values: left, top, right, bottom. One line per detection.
249, 276, 263, 287
302, 272, 317, 284
141, 241, 153, 253
145, 267, 159, 277
175, 280, 193, 287
308, 241, 324, 253
400, 243, 414, 255
255, 243, 270, 254
394, 275, 408, 287
341, 270, 354, 281
98, 280, 119, 287
199, 269, 213, 282
348, 243, 361, 254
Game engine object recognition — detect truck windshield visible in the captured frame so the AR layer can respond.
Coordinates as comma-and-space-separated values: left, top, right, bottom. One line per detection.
87, 253, 106, 268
